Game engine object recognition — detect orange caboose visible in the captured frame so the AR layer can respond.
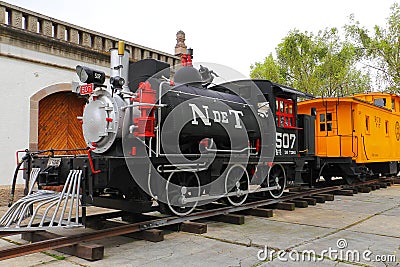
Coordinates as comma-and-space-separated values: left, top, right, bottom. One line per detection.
298, 93, 400, 177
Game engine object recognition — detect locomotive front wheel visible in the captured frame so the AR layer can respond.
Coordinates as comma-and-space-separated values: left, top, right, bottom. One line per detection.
224, 164, 250, 206
267, 164, 286, 198
165, 171, 201, 216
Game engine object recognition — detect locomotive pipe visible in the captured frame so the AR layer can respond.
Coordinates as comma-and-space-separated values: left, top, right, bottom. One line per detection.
204, 146, 257, 154
110, 45, 130, 95
121, 103, 166, 110
8, 153, 30, 207
156, 162, 208, 173
156, 81, 169, 157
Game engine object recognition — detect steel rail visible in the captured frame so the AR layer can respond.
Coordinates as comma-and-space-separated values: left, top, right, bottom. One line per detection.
0, 177, 394, 260
0, 185, 342, 261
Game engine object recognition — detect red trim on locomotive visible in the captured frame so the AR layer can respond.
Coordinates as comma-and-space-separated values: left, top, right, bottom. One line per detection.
133, 81, 156, 138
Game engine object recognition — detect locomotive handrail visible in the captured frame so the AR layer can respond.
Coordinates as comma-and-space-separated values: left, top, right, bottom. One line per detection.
156, 162, 209, 173
26, 148, 89, 155
156, 81, 169, 157
205, 146, 257, 154
87, 148, 102, 174
121, 103, 167, 110
361, 134, 370, 160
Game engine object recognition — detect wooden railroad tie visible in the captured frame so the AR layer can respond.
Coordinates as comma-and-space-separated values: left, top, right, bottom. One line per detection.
393, 178, 400, 184
316, 194, 335, 201
236, 208, 274, 218
379, 183, 387, 188
311, 195, 326, 203
21, 231, 104, 261
268, 202, 296, 211
90, 216, 165, 243
124, 229, 164, 242
357, 186, 372, 193
334, 190, 354, 196
300, 197, 317, 206
166, 221, 208, 234
351, 187, 359, 194
210, 213, 245, 225
288, 199, 308, 208
180, 221, 208, 234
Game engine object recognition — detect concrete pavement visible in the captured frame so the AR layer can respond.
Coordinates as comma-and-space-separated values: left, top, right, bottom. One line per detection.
0, 185, 399, 266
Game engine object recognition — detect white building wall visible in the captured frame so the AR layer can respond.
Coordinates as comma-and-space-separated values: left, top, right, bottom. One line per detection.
0, 44, 109, 185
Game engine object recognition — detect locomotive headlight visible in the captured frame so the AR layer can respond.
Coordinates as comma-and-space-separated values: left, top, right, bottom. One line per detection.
76, 65, 106, 85
110, 76, 125, 88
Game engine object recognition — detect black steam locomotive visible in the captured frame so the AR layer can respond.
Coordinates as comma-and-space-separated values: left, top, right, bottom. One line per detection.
2, 42, 326, 229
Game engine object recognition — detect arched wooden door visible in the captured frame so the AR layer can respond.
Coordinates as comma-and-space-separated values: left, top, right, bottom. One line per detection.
38, 92, 87, 154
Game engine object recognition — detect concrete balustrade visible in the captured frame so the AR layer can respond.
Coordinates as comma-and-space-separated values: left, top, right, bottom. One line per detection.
0, 1, 179, 65
26, 15, 37, 32
0, 6, 5, 24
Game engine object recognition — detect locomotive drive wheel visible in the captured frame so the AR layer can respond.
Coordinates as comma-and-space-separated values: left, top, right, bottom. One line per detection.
225, 164, 250, 206
163, 171, 201, 216
267, 164, 286, 198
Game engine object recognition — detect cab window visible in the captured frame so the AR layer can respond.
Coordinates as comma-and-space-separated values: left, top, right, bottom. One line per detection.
275, 97, 295, 128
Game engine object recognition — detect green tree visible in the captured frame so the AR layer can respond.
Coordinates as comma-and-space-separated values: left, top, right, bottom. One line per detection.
250, 29, 371, 97
250, 53, 286, 84
345, 3, 400, 91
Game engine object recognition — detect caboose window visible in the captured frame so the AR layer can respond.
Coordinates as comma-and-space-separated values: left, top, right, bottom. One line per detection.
319, 112, 332, 132
326, 113, 332, 121
365, 115, 370, 133
374, 98, 386, 108
275, 97, 295, 128
320, 114, 325, 122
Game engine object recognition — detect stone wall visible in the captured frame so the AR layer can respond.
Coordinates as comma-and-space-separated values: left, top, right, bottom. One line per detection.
0, 1, 180, 67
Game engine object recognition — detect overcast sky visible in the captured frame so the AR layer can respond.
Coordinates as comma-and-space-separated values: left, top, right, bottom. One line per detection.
3, 0, 396, 77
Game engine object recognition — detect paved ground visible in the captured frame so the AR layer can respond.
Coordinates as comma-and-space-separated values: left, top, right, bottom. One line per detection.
0, 185, 399, 267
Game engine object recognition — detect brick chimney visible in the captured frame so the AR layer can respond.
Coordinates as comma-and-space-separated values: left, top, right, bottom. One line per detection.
175, 30, 187, 56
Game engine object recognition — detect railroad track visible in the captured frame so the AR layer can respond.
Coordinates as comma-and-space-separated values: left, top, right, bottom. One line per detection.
0, 177, 396, 261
